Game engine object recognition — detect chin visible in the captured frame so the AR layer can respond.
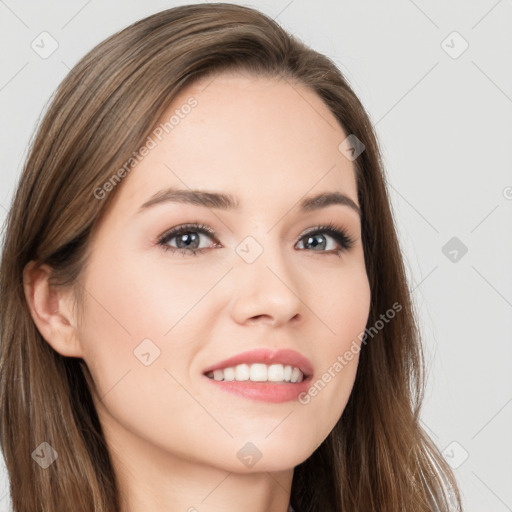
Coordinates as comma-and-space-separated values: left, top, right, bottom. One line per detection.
219, 433, 323, 474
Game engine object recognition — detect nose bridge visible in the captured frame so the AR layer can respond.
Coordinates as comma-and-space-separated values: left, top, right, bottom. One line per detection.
230, 224, 303, 326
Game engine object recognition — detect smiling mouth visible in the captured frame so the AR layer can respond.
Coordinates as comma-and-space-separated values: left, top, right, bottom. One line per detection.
205, 362, 305, 383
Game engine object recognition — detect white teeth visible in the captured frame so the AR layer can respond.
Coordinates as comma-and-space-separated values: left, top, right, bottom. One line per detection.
290, 367, 303, 383
267, 364, 284, 382
235, 363, 250, 381
223, 367, 236, 381
206, 363, 305, 383
250, 363, 267, 382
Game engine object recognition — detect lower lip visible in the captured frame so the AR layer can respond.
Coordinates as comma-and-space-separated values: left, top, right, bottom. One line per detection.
203, 375, 312, 403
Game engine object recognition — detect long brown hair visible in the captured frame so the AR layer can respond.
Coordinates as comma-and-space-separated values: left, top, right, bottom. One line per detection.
0, 3, 462, 511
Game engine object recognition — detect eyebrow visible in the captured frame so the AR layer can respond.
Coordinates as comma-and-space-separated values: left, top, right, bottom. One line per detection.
137, 187, 361, 216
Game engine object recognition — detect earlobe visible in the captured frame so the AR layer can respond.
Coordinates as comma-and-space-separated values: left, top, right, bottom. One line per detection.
22, 261, 84, 358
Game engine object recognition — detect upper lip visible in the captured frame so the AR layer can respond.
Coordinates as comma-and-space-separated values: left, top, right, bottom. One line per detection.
202, 348, 313, 378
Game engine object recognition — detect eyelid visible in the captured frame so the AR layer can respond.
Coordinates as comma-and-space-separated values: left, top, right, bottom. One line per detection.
297, 222, 356, 250
156, 222, 217, 242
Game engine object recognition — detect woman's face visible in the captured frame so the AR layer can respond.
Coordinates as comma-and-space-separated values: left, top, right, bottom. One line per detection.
76, 72, 371, 472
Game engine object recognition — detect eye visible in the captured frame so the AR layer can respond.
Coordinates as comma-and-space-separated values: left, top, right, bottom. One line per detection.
296, 223, 355, 256
157, 222, 219, 256
156, 221, 356, 257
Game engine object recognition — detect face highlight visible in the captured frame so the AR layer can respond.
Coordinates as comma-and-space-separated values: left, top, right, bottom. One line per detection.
74, 72, 371, 477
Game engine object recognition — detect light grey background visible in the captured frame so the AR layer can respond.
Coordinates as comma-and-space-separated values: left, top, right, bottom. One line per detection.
1, 1, 511, 510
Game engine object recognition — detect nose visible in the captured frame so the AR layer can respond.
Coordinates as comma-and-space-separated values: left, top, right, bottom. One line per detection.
229, 240, 303, 328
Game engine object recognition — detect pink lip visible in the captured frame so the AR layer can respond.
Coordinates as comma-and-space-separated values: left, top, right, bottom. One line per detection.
202, 348, 314, 378
204, 378, 312, 403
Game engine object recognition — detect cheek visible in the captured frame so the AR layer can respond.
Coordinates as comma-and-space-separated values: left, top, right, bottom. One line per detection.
75, 255, 211, 455
76, 250, 225, 406
310, 254, 371, 348
299, 261, 370, 428
78, 250, 212, 347
75, 256, 180, 395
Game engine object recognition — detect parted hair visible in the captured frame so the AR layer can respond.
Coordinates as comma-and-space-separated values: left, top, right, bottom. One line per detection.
0, 3, 462, 511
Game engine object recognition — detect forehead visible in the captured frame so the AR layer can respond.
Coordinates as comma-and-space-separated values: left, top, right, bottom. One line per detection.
108, 71, 358, 219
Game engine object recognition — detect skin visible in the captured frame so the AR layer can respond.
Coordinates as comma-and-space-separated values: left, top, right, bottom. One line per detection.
25, 71, 371, 512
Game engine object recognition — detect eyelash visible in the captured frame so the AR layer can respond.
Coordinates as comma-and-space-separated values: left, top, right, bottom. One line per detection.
156, 221, 356, 257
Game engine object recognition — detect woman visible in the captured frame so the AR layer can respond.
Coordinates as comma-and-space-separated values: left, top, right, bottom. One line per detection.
0, 3, 462, 511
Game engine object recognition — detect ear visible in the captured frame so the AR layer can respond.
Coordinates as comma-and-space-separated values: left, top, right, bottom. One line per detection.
23, 261, 84, 358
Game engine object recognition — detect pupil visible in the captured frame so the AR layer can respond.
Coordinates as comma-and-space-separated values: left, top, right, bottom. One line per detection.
306, 234, 326, 250
177, 232, 199, 249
